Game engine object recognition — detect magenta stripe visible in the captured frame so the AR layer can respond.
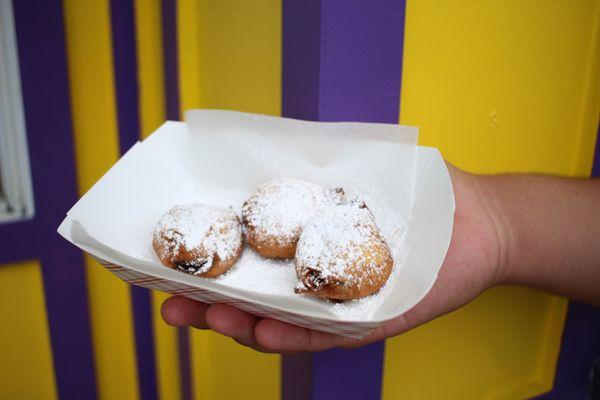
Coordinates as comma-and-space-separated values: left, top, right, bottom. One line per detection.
161, 2, 193, 400
109, 1, 159, 399
12, 0, 97, 398
282, 0, 407, 399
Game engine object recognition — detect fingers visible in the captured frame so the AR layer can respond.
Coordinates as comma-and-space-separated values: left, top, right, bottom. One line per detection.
254, 318, 360, 352
161, 298, 276, 353
162, 297, 258, 344
161, 296, 210, 329
204, 304, 262, 348
205, 303, 256, 340
205, 305, 288, 354
162, 296, 378, 353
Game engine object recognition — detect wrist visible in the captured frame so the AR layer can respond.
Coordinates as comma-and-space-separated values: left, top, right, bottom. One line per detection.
470, 173, 518, 285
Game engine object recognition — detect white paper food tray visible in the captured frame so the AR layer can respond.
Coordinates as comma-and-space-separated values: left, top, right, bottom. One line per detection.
58, 110, 454, 339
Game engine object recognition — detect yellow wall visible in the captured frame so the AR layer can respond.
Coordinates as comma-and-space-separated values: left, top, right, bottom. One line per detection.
134, 0, 182, 399
63, 1, 282, 399
383, 0, 600, 398
400, 0, 600, 176
177, 1, 282, 399
19, 1, 282, 400
3, 0, 598, 399
0, 261, 57, 400
63, 1, 182, 399
62, 1, 140, 399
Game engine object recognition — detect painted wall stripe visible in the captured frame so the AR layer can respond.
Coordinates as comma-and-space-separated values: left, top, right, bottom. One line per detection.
593, 126, 600, 177
537, 302, 600, 398
109, 1, 159, 399
281, 0, 321, 121
317, 0, 405, 123
282, 353, 313, 400
314, 344, 386, 399
0, 220, 35, 264
161, 2, 192, 400
280, 0, 320, 391
130, 288, 158, 400
134, 0, 182, 398
111, 0, 142, 152
12, 0, 97, 398
283, 0, 405, 124
161, 0, 181, 121
175, 303, 192, 400
282, 0, 406, 398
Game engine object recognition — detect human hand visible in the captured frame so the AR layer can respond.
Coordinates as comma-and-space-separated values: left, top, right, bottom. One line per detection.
161, 164, 506, 353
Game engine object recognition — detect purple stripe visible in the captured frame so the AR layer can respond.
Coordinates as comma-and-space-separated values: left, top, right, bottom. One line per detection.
536, 126, 600, 398
177, 327, 192, 400
0, 220, 36, 264
593, 125, 600, 177
111, 0, 141, 153
161, 2, 193, 400
161, 0, 181, 121
535, 302, 600, 398
109, 1, 158, 399
281, 0, 321, 121
314, 344, 385, 400
282, 353, 313, 400
317, 0, 405, 123
282, 0, 406, 399
129, 287, 158, 400
12, 0, 98, 398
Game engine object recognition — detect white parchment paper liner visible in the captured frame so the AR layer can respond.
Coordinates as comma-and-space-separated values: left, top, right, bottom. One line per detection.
58, 110, 454, 338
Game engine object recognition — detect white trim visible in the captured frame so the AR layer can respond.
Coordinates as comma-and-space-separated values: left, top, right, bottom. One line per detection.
0, 0, 35, 223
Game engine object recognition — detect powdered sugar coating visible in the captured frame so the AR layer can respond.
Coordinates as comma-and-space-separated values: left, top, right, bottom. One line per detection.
216, 251, 298, 293
241, 178, 344, 256
153, 204, 242, 275
295, 202, 393, 299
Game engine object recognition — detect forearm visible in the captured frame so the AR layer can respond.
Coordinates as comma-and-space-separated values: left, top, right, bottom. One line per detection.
475, 173, 600, 305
